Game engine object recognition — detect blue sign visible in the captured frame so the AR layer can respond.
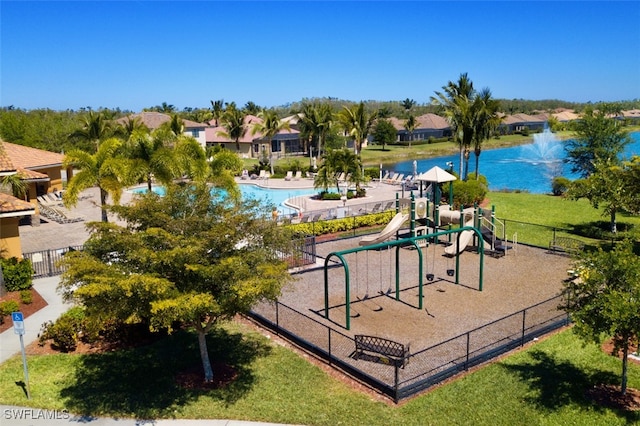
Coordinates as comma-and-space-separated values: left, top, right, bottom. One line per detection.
11, 312, 25, 335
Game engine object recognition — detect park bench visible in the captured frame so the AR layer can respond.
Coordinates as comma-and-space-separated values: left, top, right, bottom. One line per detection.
549, 236, 585, 255
354, 335, 410, 368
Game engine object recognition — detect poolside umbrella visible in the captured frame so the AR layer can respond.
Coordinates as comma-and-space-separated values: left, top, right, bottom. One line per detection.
415, 166, 457, 225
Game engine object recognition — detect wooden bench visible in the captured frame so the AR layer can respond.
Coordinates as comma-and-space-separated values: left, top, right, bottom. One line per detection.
549, 236, 585, 255
354, 335, 410, 368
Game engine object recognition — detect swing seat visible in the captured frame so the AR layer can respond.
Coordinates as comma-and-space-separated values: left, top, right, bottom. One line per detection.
446, 269, 455, 277
426, 273, 435, 281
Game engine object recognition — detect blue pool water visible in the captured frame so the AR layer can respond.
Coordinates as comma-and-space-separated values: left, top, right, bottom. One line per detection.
387, 131, 640, 194
131, 183, 318, 216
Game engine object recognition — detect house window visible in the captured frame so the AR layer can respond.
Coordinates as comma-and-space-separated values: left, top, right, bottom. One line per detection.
191, 129, 200, 138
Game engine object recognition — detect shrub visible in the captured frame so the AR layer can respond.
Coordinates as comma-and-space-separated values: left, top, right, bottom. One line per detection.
0, 300, 20, 316
452, 177, 488, 208
38, 306, 86, 352
20, 290, 33, 304
552, 176, 571, 196
0, 257, 34, 291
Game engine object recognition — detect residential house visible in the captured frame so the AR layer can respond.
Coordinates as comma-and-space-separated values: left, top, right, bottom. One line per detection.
500, 113, 546, 134
0, 146, 36, 259
117, 112, 208, 148
0, 140, 71, 205
206, 114, 302, 159
391, 113, 452, 142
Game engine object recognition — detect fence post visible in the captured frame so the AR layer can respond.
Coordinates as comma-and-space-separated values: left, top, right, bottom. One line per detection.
46, 249, 53, 277
521, 309, 527, 346
275, 301, 279, 334
465, 332, 470, 370
394, 364, 400, 403
328, 329, 332, 366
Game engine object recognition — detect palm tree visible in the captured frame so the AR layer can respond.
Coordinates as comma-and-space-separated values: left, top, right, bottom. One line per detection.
243, 101, 260, 115
336, 102, 377, 157
298, 102, 333, 158
122, 129, 176, 192
217, 104, 247, 151
251, 110, 290, 174
315, 148, 363, 193
173, 135, 209, 183
401, 98, 416, 111
168, 114, 184, 136
431, 73, 476, 180
116, 116, 148, 139
63, 137, 126, 222
404, 114, 418, 148
472, 88, 501, 179
70, 110, 114, 151
210, 99, 225, 126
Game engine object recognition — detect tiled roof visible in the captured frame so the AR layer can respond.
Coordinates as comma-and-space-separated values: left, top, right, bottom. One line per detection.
117, 112, 207, 130
0, 192, 35, 216
501, 113, 545, 125
17, 168, 50, 181
388, 114, 450, 131
1, 140, 64, 170
0, 142, 17, 174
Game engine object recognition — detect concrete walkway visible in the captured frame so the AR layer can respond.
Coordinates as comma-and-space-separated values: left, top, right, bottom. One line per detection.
0, 276, 71, 364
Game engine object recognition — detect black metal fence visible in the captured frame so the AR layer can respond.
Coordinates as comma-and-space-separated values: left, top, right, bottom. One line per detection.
23, 245, 84, 278
248, 293, 570, 402
278, 236, 317, 268
24, 236, 316, 279
499, 218, 593, 252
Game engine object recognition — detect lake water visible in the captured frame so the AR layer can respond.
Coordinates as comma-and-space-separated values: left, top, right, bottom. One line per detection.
386, 131, 640, 194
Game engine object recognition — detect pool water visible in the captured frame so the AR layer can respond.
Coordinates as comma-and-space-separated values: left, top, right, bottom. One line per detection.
130, 183, 318, 216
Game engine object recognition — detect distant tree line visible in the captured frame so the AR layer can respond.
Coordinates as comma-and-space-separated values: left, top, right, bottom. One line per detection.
1, 98, 639, 154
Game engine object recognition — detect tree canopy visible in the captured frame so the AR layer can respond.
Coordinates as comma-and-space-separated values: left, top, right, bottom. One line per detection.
564, 240, 640, 395
59, 182, 294, 382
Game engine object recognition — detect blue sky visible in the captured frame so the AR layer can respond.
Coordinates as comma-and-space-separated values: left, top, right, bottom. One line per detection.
1, 1, 639, 112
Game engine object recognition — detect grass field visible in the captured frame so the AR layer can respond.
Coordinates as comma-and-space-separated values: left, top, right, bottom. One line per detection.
0, 322, 638, 425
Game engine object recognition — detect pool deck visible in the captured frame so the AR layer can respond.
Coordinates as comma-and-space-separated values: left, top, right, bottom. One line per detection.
19, 178, 410, 254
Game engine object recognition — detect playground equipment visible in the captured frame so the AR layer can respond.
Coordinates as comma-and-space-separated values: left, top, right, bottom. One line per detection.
359, 212, 409, 246
324, 226, 485, 330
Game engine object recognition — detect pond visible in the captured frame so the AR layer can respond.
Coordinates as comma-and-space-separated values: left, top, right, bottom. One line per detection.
385, 131, 640, 194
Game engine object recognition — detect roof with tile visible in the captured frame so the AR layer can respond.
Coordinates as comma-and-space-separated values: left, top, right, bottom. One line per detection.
0, 192, 35, 216
117, 112, 207, 130
1, 140, 64, 170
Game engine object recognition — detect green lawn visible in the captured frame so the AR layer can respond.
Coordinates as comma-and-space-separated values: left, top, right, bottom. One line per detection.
487, 192, 640, 247
0, 323, 638, 424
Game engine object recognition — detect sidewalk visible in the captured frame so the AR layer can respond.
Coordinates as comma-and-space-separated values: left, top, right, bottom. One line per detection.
0, 276, 71, 364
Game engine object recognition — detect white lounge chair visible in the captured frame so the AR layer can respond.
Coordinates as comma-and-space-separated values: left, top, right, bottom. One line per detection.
258, 170, 266, 179
284, 171, 293, 181
294, 170, 302, 180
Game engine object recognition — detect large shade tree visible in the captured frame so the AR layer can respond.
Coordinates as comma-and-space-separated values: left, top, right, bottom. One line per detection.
59, 182, 294, 383
564, 240, 640, 395
565, 105, 631, 178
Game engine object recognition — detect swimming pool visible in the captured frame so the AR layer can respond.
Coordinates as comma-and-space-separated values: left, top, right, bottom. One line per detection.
130, 183, 318, 216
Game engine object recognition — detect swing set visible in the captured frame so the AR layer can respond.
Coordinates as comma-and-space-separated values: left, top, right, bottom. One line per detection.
323, 226, 485, 330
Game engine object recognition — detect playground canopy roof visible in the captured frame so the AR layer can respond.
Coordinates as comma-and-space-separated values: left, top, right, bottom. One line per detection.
416, 166, 457, 183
